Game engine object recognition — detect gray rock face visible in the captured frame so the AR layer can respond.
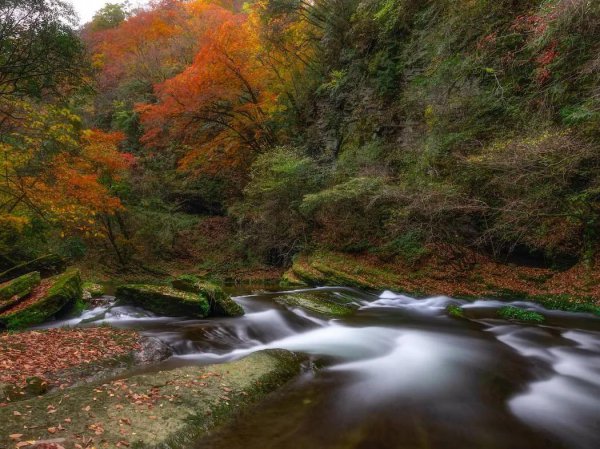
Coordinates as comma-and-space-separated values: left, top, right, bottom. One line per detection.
134, 336, 173, 364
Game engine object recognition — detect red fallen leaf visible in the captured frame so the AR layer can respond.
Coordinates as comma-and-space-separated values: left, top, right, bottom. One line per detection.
119, 417, 132, 426
16, 442, 31, 448
47, 427, 58, 434
9, 433, 23, 440
117, 441, 130, 447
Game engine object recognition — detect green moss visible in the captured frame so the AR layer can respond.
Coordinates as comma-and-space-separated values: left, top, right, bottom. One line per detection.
280, 269, 308, 287
446, 304, 465, 318
83, 281, 105, 298
0, 350, 305, 449
498, 306, 545, 323
0, 271, 41, 312
116, 283, 210, 317
0, 254, 66, 283
0, 270, 82, 330
276, 292, 356, 318
171, 275, 244, 317
529, 294, 600, 316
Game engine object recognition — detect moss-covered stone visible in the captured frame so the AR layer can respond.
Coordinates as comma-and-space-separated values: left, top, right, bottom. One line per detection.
0, 271, 41, 312
82, 281, 105, 299
280, 269, 308, 287
116, 284, 210, 317
276, 292, 357, 318
172, 275, 244, 317
0, 254, 66, 283
0, 270, 82, 330
498, 306, 545, 323
0, 350, 305, 449
292, 251, 600, 315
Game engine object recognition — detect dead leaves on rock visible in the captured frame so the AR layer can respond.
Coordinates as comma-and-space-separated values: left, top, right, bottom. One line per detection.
0, 328, 141, 389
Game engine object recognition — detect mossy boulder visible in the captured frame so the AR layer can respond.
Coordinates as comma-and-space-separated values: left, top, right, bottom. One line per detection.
172, 275, 244, 317
0, 350, 305, 449
0, 271, 41, 312
82, 281, 105, 299
276, 292, 357, 318
116, 284, 211, 317
280, 269, 308, 287
0, 270, 82, 330
0, 254, 66, 283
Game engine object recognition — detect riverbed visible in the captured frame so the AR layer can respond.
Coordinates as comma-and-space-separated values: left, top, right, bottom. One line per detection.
43, 287, 600, 449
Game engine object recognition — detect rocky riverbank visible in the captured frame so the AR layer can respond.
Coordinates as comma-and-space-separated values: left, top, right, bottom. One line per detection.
0, 350, 305, 449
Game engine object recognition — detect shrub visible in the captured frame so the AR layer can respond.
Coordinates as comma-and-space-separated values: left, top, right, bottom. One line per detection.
231, 147, 324, 265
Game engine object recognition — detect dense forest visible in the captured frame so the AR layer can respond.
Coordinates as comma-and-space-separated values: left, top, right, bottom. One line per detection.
1, 0, 599, 295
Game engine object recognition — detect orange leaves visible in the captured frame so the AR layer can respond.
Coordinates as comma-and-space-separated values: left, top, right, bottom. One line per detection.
0, 98, 130, 238
81, 129, 130, 177
136, 5, 276, 183
26, 129, 128, 234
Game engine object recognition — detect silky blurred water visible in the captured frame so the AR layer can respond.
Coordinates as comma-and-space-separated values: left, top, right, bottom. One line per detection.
43, 287, 600, 449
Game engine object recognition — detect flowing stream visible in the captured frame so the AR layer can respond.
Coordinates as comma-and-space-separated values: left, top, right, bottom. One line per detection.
44, 287, 600, 449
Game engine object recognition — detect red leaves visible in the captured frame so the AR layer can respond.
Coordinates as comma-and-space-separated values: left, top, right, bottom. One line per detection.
0, 280, 52, 317
0, 328, 140, 389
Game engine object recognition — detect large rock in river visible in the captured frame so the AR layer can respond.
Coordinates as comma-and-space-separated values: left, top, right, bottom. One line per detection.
0, 270, 82, 330
172, 274, 244, 317
0, 350, 305, 449
0, 271, 41, 313
0, 253, 66, 283
116, 284, 211, 317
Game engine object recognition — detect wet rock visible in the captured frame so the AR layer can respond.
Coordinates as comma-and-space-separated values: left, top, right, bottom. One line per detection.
276, 292, 358, 318
82, 281, 105, 300
172, 275, 244, 317
0, 350, 306, 449
0, 270, 82, 330
134, 336, 173, 364
116, 284, 210, 317
0, 271, 41, 312
0, 254, 66, 283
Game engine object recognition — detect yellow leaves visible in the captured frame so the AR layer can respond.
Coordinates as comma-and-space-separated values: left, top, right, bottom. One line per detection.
1, 99, 128, 238
0, 215, 30, 230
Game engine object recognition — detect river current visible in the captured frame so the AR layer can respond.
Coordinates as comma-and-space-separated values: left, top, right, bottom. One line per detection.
43, 287, 600, 449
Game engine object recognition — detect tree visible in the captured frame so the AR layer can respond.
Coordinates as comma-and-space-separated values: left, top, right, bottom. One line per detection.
90, 2, 131, 31
0, 99, 129, 239
137, 5, 276, 193
0, 0, 84, 103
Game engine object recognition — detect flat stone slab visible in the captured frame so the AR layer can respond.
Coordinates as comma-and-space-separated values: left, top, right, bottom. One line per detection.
276, 291, 358, 318
0, 271, 41, 313
172, 275, 244, 317
0, 270, 82, 330
0, 254, 66, 283
0, 350, 305, 449
116, 284, 211, 317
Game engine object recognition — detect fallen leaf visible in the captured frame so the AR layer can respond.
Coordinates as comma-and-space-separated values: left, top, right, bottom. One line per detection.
9, 434, 24, 440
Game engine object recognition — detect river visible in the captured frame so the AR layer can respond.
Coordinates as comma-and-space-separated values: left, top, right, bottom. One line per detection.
44, 287, 600, 449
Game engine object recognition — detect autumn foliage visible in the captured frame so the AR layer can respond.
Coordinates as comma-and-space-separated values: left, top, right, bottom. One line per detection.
137, 7, 275, 180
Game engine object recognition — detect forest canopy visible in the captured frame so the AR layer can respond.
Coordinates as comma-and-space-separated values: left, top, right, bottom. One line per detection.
1, 0, 599, 274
